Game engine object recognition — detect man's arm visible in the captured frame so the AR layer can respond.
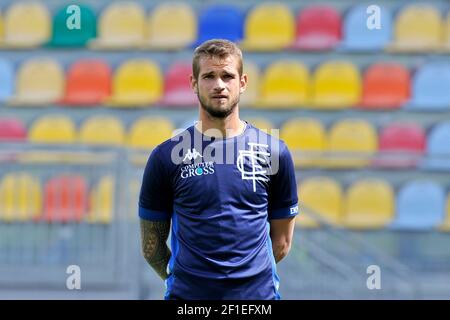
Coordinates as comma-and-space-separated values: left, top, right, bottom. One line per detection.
269, 217, 296, 263
140, 218, 171, 280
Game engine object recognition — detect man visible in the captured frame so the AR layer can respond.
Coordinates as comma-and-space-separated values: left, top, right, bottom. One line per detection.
139, 39, 298, 300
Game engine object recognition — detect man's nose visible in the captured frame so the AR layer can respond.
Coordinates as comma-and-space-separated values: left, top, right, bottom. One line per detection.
213, 78, 226, 91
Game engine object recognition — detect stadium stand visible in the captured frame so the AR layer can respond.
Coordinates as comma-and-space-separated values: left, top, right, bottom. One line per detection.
1, 0, 450, 300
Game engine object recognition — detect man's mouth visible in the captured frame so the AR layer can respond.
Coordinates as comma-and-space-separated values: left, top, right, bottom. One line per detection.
211, 95, 228, 99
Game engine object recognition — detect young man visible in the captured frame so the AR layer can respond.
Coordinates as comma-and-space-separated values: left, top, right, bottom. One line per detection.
139, 39, 299, 300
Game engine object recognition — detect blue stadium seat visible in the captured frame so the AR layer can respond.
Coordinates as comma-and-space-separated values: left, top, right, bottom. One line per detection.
195, 4, 243, 46
405, 63, 450, 111
391, 181, 445, 230
421, 123, 450, 171
339, 5, 392, 51
0, 59, 13, 102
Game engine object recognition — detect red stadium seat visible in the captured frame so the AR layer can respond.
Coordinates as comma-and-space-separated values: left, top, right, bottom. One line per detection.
373, 123, 426, 168
0, 118, 27, 142
61, 59, 112, 106
292, 5, 342, 51
41, 175, 88, 223
160, 62, 197, 107
360, 63, 410, 109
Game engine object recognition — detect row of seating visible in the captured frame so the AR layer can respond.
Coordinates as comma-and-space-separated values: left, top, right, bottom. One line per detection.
1, 172, 449, 231
1, 2, 450, 52
298, 177, 450, 231
0, 173, 114, 223
1, 115, 449, 170
1, 58, 449, 110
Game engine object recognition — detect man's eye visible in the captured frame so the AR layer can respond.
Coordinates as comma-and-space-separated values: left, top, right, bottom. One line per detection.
204, 75, 214, 79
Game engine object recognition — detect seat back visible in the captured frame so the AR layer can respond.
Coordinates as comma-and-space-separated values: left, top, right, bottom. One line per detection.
294, 5, 341, 50
242, 3, 295, 50
361, 62, 410, 109
146, 2, 196, 49
259, 60, 309, 107
312, 61, 361, 108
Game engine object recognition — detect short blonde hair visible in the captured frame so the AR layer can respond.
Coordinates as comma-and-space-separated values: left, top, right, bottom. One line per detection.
192, 39, 243, 80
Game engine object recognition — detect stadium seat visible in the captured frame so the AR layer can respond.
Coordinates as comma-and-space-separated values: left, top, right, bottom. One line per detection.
311, 61, 361, 109
324, 119, 377, 168
296, 177, 343, 228
258, 60, 310, 108
422, 122, 450, 171
0, 118, 27, 142
0, 173, 42, 222
160, 62, 197, 107
360, 63, 410, 109
0, 58, 13, 102
144, 2, 196, 50
41, 175, 88, 223
128, 117, 174, 149
9, 58, 64, 106
107, 59, 163, 107
439, 194, 450, 231
195, 4, 243, 45
391, 181, 445, 230
47, 4, 96, 47
387, 4, 444, 53
343, 179, 395, 229
61, 59, 112, 106
240, 61, 260, 107
280, 118, 325, 167
79, 115, 125, 146
292, 5, 341, 51
374, 122, 426, 168
340, 5, 392, 51
241, 3, 295, 51
0, 1, 51, 48
86, 176, 114, 224
29, 115, 76, 144
89, 2, 146, 49
405, 62, 450, 111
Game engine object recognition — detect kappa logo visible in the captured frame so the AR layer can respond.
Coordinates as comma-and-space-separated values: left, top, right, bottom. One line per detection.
183, 148, 203, 162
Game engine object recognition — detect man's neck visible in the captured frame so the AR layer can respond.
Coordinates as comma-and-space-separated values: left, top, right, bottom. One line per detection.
196, 109, 245, 139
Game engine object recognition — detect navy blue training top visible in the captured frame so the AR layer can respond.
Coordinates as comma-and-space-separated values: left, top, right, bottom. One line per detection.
139, 122, 299, 299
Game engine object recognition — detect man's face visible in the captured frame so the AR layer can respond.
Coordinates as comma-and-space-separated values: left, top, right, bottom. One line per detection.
191, 55, 247, 119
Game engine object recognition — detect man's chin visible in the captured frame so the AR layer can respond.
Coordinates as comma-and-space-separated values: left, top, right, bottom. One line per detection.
202, 104, 235, 119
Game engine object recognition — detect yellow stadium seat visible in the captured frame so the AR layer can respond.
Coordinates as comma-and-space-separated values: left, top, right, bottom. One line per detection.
79, 115, 125, 146
240, 61, 261, 107
280, 118, 325, 168
241, 3, 295, 51
0, 172, 42, 222
246, 118, 273, 134
86, 176, 114, 224
128, 117, 174, 149
324, 119, 377, 168
259, 61, 310, 108
9, 58, 64, 106
438, 194, 450, 231
312, 61, 361, 109
143, 2, 196, 50
107, 59, 163, 107
388, 4, 443, 53
89, 2, 146, 49
343, 179, 395, 229
1, 1, 50, 48
296, 177, 343, 228
29, 115, 76, 144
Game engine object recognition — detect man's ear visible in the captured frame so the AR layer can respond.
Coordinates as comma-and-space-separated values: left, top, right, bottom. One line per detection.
240, 73, 248, 94
190, 74, 198, 94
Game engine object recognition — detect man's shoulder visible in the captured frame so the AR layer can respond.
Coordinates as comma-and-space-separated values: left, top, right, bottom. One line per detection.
152, 126, 195, 156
